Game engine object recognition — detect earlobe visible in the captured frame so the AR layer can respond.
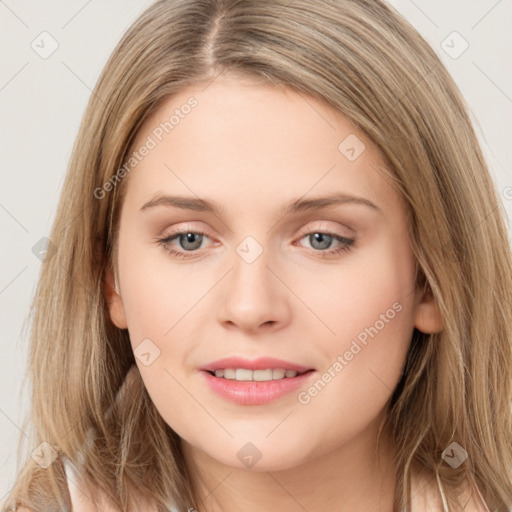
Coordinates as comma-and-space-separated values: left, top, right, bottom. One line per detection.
103, 267, 128, 329
413, 285, 444, 334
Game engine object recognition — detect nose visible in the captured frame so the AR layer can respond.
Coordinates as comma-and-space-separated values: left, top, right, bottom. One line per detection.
216, 246, 291, 334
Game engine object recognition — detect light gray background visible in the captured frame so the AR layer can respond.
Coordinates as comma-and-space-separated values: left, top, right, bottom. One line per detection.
1, 0, 511, 504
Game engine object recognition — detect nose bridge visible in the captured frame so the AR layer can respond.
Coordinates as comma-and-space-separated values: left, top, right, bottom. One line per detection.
217, 234, 290, 331
231, 235, 273, 304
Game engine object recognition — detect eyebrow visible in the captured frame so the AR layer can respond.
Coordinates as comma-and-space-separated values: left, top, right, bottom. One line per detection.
139, 192, 382, 216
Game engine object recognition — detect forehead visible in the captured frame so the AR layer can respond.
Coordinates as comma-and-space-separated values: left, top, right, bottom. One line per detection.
122, 78, 399, 216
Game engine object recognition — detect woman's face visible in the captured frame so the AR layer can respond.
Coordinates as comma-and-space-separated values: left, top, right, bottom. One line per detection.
106, 77, 442, 472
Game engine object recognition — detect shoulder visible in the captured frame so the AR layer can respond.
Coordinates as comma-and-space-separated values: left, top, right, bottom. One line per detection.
410, 466, 491, 512
410, 469, 445, 511
453, 480, 491, 512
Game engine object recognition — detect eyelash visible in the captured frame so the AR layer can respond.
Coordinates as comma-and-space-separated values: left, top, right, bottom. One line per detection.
155, 229, 355, 259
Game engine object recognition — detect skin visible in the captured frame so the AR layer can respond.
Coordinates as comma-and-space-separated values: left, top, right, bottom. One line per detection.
104, 76, 444, 512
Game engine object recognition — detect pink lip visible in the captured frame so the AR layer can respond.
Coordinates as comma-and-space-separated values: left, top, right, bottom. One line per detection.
200, 356, 312, 373
201, 370, 315, 405
199, 356, 315, 406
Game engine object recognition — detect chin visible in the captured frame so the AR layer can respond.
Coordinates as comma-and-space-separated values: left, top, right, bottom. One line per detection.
210, 443, 310, 473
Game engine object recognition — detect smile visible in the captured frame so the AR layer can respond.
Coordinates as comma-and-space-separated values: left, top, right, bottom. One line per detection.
209, 368, 307, 381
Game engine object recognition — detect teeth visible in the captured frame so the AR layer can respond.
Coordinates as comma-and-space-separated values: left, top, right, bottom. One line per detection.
236, 368, 253, 381
213, 368, 299, 381
223, 369, 235, 379
272, 368, 286, 379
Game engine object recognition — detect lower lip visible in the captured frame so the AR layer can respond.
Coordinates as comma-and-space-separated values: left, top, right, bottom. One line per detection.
201, 370, 315, 405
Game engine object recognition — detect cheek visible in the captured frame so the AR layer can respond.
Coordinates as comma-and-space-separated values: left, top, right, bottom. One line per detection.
290, 241, 417, 447
307, 235, 416, 346
117, 232, 205, 344
306, 235, 418, 405
116, 235, 206, 416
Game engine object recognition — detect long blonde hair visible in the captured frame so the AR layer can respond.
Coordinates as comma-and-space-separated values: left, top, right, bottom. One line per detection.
4, 1, 512, 511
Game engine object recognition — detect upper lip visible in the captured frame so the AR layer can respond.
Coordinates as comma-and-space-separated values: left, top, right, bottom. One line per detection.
200, 357, 313, 373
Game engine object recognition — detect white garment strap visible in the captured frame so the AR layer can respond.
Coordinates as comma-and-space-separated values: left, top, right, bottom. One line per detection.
435, 471, 450, 512
64, 458, 107, 511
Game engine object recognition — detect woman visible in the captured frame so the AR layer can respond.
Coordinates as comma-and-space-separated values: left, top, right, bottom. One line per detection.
5, 0, 512, 510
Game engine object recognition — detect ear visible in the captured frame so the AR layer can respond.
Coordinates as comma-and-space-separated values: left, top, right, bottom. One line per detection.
103, 266, 128, 329
413, 283, 444, 334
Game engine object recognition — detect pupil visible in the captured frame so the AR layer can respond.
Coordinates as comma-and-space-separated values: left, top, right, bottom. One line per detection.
311, 233, 331, 250
181, 233, 202, 250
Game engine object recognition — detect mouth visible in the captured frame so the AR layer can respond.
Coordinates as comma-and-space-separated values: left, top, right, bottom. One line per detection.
200, 357, 316, 405
205, 368, 314, 381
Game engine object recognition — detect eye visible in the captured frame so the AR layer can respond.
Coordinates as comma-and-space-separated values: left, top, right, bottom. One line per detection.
155, 229, 355, 259
156, 230, 211, 259
295, 231, 355, 257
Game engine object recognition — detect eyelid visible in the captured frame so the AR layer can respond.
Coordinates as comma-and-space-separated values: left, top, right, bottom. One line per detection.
163, 217, 353, 237
295, 220, 355, 237
162, 222, 212, 236
161, 220, 353, 242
